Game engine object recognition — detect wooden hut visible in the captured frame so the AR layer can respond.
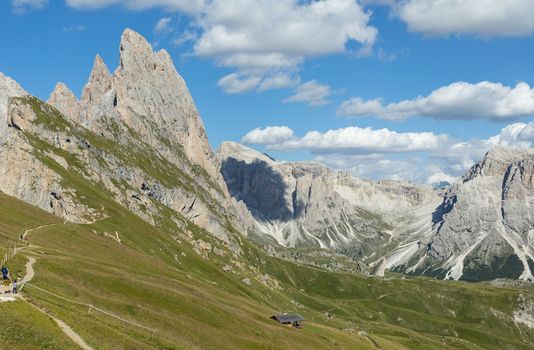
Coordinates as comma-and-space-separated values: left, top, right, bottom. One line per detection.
270, 313, 304, 328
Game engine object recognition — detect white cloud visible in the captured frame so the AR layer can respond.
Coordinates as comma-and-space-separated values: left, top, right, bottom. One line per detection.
194, 0, 377, 93
11, 0, 48, 14
195, 0, 376, 61
60, 0, 377, 94
317, 153, 420, 182
377, 47, 396, 62
283, 80, 331, 106
257, 73, 300, 92
154, 17, 172, 34
171, 31, 197, 46
425, 171, 458, 186
243, 125, 448, 154
218, 72, 302, 94
338, 81, 534, 121
240, 122, 534, 183
396, 0, 534, 37
241, 126, 295, 145
487, 122, 534, 148
64, 0, 205, 13
217, 73, 262, 94
62, 24, 86, 32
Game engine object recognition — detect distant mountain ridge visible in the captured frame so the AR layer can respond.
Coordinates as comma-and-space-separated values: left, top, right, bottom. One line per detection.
219, 142, 534, 282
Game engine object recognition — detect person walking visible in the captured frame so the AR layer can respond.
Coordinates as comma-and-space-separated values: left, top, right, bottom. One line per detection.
1, 266, 8, 280
12, 279, 17, 294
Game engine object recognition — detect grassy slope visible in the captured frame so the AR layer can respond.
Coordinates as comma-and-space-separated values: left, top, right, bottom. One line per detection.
1, 191, 533, 350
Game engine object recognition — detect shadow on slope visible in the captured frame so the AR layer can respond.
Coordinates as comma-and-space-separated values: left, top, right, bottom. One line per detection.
221, 157, 298, 222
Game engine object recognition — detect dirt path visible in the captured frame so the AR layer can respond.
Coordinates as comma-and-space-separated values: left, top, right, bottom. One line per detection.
20, 256, 35, 285
19, 257, 95, 350
50, 316, 94, 350
22, 223, 57, 241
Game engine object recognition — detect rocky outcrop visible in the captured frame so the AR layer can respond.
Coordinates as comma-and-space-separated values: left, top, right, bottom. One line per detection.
1, 98, 96, 223
0, 29, 238, 249
0, 72, 27, 138
47, 82, 80, 122
218, 141, 436, 256
396, 147, 534, 281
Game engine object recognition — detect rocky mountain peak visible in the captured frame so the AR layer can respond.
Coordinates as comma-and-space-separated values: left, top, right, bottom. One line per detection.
218, 141, 276, 165
464, 146, 534, 180
0, 72, 27, 138
47, 82, 80, 121
110, 29, 224, 188
119, 28, 156, 72
81, 54, 113, 105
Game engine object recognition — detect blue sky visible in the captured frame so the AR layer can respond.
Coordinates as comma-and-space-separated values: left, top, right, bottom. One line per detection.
2, 0, 534, 184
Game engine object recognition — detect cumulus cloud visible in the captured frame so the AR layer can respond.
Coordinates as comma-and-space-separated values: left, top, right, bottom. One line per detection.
257, 73, 300, 92
425, 170, 458, 186
487, 122, 534, 148
243, 125, 448, 154
283, 80, 331, 106
317, 153, 421, 182
338, 81, 534, 121
171, 31, 197, 46
240, 122, 534, 184
241, 126, 295, 145
154, 17, 172, 34
395, 0, 534, 37
194, 0, 377, 92
217, 73, 262, 94
11, 0, 48, 14
64, 0, 205, 13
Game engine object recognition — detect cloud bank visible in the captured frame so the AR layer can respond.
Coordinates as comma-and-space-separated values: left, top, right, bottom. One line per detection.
338, 81, 534, 121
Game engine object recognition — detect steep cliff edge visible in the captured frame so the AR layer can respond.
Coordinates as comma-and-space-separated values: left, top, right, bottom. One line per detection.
0, 29, 238, 248
218, 141, 437, 261
393, 147, 534, 281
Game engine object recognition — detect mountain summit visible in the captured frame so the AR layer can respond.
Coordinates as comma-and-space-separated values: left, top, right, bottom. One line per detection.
0, 29, 235, 245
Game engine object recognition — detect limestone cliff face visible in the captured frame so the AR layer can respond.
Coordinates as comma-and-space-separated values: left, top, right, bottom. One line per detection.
219, 142, 534, 281
47, 82, 80, 122
1, 29, 237, 248
387, 147, 534, 281
218, 141, 435, 255
49, 29, 225, 191
3, 29, 534, 280
426, 147, 534, 281
0, 72, 27, 138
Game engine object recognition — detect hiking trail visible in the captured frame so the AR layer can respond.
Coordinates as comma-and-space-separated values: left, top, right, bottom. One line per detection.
19, 257, 95, 349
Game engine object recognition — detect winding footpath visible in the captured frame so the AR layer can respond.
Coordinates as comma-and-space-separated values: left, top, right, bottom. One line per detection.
19, 256, 95, 350
21, 223, 57, 241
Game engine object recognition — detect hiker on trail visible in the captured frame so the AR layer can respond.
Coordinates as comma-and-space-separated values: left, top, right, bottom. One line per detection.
12, 279, 17, 294
1, 266, 8, 280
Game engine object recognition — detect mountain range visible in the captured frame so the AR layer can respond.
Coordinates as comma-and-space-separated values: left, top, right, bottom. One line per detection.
0, 29, 533, 349
219, 140, 534, 282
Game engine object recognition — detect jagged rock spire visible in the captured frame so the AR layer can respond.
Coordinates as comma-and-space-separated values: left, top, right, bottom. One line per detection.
81, 54, 112, 104
112, 28, 225, 188
47, 82, 80, 122
0, 72, 27, 137
119, 28, 157, 72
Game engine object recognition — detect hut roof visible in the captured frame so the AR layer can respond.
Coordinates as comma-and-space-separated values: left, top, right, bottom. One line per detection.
271, 313, 304, 323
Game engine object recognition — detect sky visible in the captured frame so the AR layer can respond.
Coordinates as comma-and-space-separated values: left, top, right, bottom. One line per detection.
1, 0, 534, 185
